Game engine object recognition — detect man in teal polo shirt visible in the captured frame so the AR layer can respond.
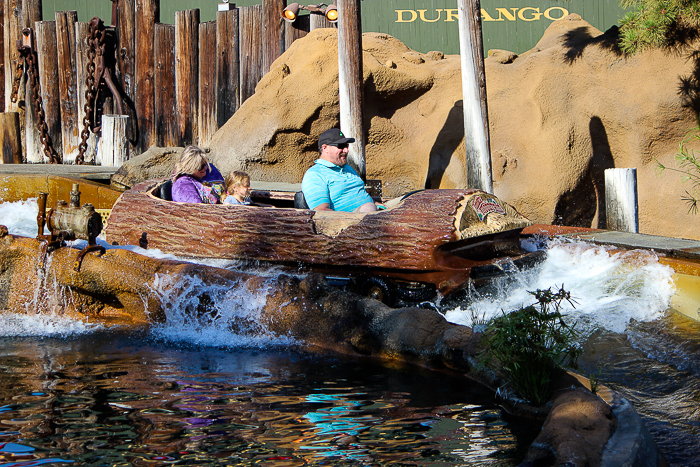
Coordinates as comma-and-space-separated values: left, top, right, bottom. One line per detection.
301, 128, 378, 212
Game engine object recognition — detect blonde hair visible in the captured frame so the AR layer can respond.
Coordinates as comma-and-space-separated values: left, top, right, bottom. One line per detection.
172, 145, 209, 180
225, 171, 250, 192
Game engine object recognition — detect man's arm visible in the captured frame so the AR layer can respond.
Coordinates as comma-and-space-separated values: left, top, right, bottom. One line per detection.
312, 203, 333, 211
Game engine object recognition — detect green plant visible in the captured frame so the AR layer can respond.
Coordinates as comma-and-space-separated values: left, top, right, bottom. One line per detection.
618, 0, 700, 54
657, 128, 700, 214
588, 365, 605, 395
482, 287, 582, 406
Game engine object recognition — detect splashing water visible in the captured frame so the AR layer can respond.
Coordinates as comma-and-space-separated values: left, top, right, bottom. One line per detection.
0, 199, 296, 347
149, 272, 296, 348
0, 199, 676, 340
443, 238, 676, 335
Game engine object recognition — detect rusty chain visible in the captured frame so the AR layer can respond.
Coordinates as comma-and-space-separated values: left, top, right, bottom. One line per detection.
9, 60, 25, 104
77, 17, 106, 165
18, 28, 61, 164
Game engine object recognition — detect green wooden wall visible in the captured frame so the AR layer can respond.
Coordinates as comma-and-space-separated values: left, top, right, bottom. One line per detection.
41, 0, 627, 55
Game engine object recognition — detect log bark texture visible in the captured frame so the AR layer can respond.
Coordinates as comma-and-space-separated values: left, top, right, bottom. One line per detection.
55, 10, 78, 163
97, 114, 129, 166
175, 9, 199, 146
154, 23, 176, 147
35, 20, 61, 161
338, 0, 365, 179
198, 21, 216, 146
216, 9, 239, 129
284, 14, 308, 50
105, 185, 531, 295
239, 4, 263, 104
116, 0, 136, 147
262, 0, 284, 75
134, 0, 158, 154
0, 111, 21, 163
4, 0, 21, 112
74, 21, 97, 163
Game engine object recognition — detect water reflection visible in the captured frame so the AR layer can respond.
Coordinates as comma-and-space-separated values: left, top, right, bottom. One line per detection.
0, 334, 535, 466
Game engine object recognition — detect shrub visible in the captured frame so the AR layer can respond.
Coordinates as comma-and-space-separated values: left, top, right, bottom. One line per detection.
657, 128, 700, 215
482, 287, 582, 406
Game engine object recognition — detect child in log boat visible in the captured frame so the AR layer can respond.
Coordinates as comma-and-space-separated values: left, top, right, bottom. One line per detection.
171, 146, 226, 204
224, 171, 253, 206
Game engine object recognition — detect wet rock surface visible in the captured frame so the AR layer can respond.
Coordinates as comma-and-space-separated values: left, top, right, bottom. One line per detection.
0, 233, 662, 466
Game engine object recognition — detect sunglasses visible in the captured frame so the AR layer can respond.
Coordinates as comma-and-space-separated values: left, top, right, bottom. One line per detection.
333, 143, 349, 150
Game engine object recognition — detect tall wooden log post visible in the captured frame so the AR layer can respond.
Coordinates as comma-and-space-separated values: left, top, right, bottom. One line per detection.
216, 9, 239, 129
285, 14, 308, 50
175, 9, 199, 146
310, 11, 334, 30
4, 0, 22, 112
135, 0, 158, 155
154, 23, 176, 147
35, 20, 61, 162
262, 0, 284, 75
337, 0, 365, 179
22, 1, 42, 163
0, 2, 5, 112
458, 0, 493, 193
239, 4, 263, 105
605, 168, 639, 233
97, 114, 128, 166
198, 21, 216, 146
75, 22, 97, 163
0, 112, 21, 163
116, 0, 136, 148
55, 10, 78, 163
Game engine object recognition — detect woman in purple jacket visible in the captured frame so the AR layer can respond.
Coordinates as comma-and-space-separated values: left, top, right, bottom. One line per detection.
171, 146, 225, 203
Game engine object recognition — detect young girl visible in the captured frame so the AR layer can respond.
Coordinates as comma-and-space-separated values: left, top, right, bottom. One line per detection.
224, 171, 253, 205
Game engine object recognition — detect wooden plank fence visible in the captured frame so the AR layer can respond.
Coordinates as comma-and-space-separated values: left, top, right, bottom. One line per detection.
0, 0, 333, 165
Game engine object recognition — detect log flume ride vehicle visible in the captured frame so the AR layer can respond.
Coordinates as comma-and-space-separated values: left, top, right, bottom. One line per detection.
104, 179, 541, 306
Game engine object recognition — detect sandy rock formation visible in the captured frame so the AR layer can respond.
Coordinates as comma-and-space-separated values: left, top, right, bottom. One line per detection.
206, 16, 699, 240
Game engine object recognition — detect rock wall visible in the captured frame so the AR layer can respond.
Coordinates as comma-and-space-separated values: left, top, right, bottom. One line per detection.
207, 15, 700, 240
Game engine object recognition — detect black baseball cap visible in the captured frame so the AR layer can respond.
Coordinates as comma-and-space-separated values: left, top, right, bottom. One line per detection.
318, 128, 355, 151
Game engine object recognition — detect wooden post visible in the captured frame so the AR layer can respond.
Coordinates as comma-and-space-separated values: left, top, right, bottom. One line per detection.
0, 112, 21, 163
284, 14, 308, 49
239, 4, 263, 104
310, 11, 334, 30
154, 23, 176, 147
216, 8, 239, 128
135, 0, 159, 154
55, 10, 78, 163
262, 0, 284, 74
21, 0, 41, 27
22, 1, 42, 163
175, 9, 199, 146
337, 0, 365, 179
457, 0, 492, 193
97, 114, 129, 166
24, 25, 41, 162
35, 20, 61, 162
116, 0, 136, 148
198, 21, 216, 146
75, 21, 98, 163
4, 0, 22, 112
605, 168, 639, 233
0, 2, 5, 112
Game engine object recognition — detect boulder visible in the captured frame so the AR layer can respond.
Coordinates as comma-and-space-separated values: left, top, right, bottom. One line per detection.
203, 16, 699, 240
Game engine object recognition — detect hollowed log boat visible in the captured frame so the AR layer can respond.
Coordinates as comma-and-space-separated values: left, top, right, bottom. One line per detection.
104, 179, 540, 305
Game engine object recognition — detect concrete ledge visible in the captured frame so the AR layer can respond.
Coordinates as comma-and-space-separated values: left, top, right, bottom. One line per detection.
601, 393, 669, 467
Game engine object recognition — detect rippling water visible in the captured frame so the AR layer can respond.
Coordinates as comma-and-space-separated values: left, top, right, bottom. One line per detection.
0, 333, 535, 466
2, 199, 700, 466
